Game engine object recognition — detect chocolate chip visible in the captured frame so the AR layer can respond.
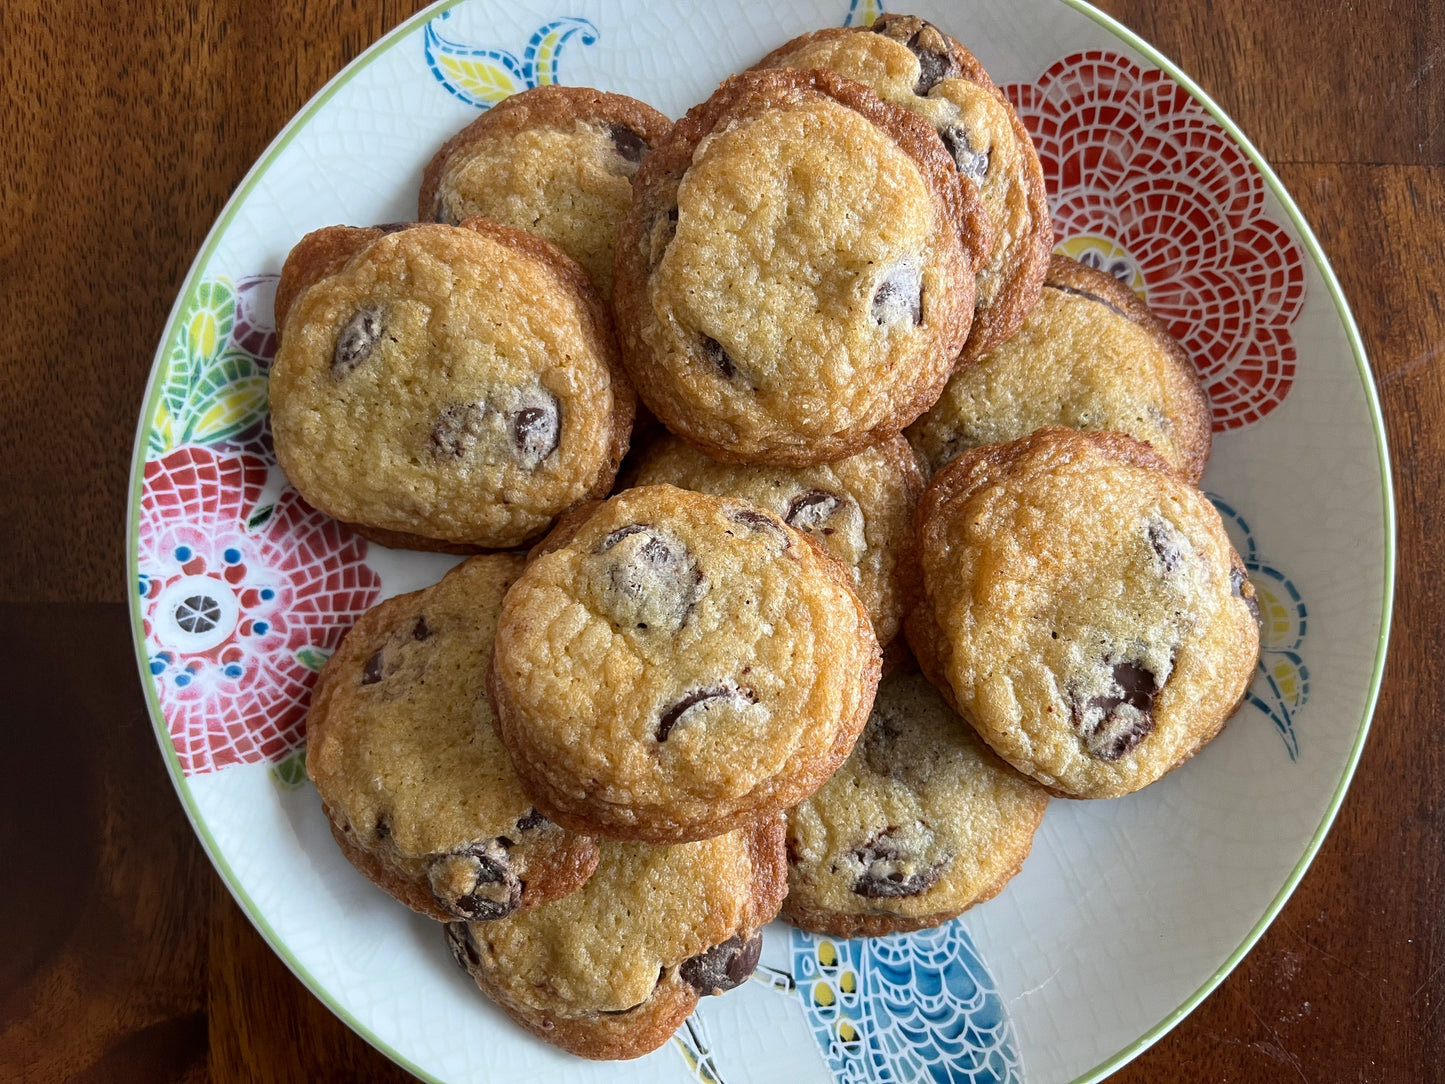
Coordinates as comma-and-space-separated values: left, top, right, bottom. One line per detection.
332, 305, 383, 377
728, 507, 791, 547
700, 335, 737, 379
606, 122, 649, 164
412, 616, 431, 641
1043, 282, 1130, 319
872, 264, 923, 326
786, 489, 847, 533
430, 402, 486, 459
427, 840, 522, 921
679, 933, 763, 995
511, 396, 560, 468
444, 921, 481, 971
594, 525, 706, 631
861, 708, 906, 778
851, 825, 948, 898
1071, 660, 1159, 761
873, 16, 960, 94
939, 126, 990, 184
1147, 519, 1185, 575
656, 684, 755, 742
373, 221, 414, 234
515, 808, 551, 833
373, 814, 391, 841
361, 649, 385, 685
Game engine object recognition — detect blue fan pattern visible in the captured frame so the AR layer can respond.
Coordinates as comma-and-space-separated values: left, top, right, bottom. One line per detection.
790, 925, 1022, 1084
1209, 494, 1309, 760
424, 11, 598, 109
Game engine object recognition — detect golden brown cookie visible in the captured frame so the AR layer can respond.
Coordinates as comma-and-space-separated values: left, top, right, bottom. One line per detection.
306, 555, 598, 922
627, 432, 923, 646
910, 427, 1259, 799
784, 664, 1048, 937
908, 255, 1212, 482
444, 816, 786, 1060
419, 85, 672, 300
269, 219, 635, 551
612, 68, 987, 465
755, 14, 1051, 363
489, 484, 881, 843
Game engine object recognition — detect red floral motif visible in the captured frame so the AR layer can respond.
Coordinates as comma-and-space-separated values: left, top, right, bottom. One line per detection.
137, 445, 381, 775
1005, 52, 1306, 431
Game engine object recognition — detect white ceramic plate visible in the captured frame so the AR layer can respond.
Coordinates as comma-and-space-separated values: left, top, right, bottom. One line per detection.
126, 1, 1394, 1081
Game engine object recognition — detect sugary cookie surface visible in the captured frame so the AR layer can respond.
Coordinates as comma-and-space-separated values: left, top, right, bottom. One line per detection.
909, 255, 1212, 481
306, 554, 597, 921
914, 428, 1259, 799
613, 69, 976, 464
490, 484, 880, 841
421, 85, 672, 299
785, 667, 1048, 937
628, 433, 922, 645
270, 221, 631, 548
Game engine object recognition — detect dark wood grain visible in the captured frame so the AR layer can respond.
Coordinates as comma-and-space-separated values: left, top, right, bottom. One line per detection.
0, 1, 1439, 1081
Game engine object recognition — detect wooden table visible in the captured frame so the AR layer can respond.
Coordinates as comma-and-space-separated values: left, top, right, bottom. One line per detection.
1, 1, 1436, 1080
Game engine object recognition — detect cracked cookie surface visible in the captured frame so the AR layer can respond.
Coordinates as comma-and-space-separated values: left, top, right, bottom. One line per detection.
490, 484, 881, 842
306, 555, 598, 922
612, 68, 982, 465
445, 816, 785, 1060
627, 432, 923, 646
785, 665, 1048, 937
420, 85, 672, 300
909, 255, 1212, 482
909, 428, 1259, 799
270, 219, 634, 550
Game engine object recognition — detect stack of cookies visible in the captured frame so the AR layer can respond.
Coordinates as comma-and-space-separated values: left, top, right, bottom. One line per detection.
281, 12, 1262, 1062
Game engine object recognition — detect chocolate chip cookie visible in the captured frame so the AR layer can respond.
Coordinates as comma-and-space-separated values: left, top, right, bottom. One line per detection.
755, 13, 1052, 364
445, 815, 786, 1060
785, 665, 1048, 937
270, 219, 635, 551
910, 427, 1259, 799
612, 68, 987, 465
306, 555, 598, 922
489, 484, 881, 842
909, 255, 1212, 482
627, 432, 923, 646
419, 85, 671, 300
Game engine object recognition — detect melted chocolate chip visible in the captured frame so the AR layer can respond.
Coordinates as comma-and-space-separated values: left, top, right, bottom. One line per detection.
700, 335, 737, 379
939, 126, 990, 184
679, 933, 763, 995
332, 305, 384, 377
1043, 282, 1130, 320
427, 840, 522, 921
444, 922, 481, 971
373, 221, 414, 234
1071, 660, 1159, 761
515, 808, 551, 833
606, 122, 649, 164
786, 489, 846, 533
861, 709, 905, 779
412, 615, 431, 641
873, 16, 961, 94
728, 507, 791, 547
595, 525, 706, 631
872, 263, 924, 326
1147, 519, 1184, 575
656, 684, 754, 742
361, 649, 385, 685
511, 397, 560, 468
430, 402, 486, 459
851, 826, 948, 898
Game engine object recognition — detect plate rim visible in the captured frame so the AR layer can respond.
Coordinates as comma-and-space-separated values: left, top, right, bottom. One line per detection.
123, 1, 1397, 1081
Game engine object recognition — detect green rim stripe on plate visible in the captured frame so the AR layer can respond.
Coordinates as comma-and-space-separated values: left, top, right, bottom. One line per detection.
123, 2, 1396, 1082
